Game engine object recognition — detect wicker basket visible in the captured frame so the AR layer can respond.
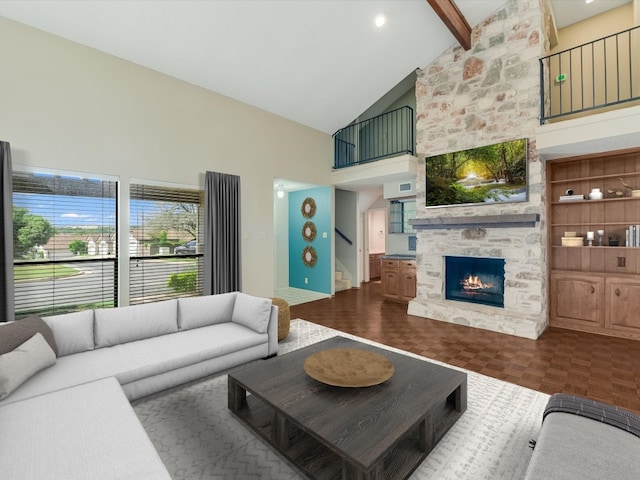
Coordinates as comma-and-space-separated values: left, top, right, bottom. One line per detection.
270, 297, 291, 341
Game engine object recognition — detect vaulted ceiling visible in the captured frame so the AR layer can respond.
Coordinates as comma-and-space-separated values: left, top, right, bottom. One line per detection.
0, 0, 631, 134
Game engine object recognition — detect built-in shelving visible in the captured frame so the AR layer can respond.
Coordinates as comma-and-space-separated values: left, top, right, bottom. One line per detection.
547, 147, 640, 340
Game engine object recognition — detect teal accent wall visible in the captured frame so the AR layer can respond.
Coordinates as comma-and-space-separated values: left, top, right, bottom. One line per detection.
289, 187, 331, 294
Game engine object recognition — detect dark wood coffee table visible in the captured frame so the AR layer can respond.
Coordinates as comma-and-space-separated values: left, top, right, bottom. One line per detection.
228, 336, 467, 480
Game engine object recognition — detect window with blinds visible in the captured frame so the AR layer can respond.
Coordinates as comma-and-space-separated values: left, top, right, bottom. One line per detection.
129, 182, 203, 305
12, 170, 118, 318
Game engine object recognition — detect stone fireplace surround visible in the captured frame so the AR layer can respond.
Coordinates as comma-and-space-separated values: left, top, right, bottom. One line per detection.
408, 0, 549, 340
408, 213, 546, 340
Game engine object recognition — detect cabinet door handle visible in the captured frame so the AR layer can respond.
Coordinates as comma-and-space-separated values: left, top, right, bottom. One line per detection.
615, 288, 621, 296
590, 286, 595, 294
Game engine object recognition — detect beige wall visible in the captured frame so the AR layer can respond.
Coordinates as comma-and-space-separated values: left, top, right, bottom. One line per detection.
552, 4, 634, 53
547, 4, 639, 120
0, 16, 333, 299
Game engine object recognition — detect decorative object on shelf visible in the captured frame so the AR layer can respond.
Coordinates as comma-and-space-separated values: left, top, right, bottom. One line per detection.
561, 236, 584, 247
303, 348, 394, 387
301, 221, 317, 242
597, 230, 604, 246
565, 188, 574, 196
302, 245, 317, 267
588, 188, 603, 200
586, 231, 595, 246
620, 177, 634, 194
301, 197, 316, 218
564, 231, 576, 237
559, 194, 585, 202
632, 190, 640, 198
609, 234, 620, 246
606, 189, 625, 198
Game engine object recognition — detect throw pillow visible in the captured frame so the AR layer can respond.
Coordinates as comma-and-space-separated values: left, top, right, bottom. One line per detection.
0, 332, 56, 400
0, 315, 58, 357
231, 292, 272, 334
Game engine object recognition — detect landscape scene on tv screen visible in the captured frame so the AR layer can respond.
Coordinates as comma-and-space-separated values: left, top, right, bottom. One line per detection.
425, 138, 528, 207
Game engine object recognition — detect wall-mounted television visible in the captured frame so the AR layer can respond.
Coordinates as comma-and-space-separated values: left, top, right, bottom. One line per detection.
425, 138, 528, 208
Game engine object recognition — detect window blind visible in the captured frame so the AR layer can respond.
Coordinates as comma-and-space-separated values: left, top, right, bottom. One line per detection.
129, 182, 203, 305
12, 171, 118, 317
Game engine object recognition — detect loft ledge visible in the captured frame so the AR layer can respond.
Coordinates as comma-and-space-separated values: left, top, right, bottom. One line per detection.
409, 213, 540, 230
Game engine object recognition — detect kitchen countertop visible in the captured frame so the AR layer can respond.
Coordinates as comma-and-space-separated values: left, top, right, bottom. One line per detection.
381, 254, 416, 260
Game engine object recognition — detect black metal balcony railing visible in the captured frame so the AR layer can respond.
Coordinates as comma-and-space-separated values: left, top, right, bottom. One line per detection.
333, 106, 414, 169
540, 25, 640, 124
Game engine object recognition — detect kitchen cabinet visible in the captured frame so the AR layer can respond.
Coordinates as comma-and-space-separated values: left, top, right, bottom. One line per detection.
381, 258, 416, 303
369, 253, 383, 280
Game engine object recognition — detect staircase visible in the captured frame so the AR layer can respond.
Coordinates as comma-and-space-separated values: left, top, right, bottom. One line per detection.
335, 270, 352, 292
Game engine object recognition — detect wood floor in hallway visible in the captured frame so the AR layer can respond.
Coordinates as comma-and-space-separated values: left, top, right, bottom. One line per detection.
290, 281, 640, 414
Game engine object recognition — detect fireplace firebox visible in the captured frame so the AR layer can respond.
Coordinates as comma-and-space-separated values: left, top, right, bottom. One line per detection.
444, 256, 505, 308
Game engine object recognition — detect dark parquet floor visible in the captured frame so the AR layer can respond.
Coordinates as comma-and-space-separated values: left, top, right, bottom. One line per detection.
291, 281, 640, 414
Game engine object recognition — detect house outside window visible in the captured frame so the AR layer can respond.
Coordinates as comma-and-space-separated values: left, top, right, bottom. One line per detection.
12, 169, 118, 318
129, 182, 203, 305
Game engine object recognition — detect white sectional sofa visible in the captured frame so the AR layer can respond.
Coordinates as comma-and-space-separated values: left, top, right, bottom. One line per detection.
0, 291, 279, 479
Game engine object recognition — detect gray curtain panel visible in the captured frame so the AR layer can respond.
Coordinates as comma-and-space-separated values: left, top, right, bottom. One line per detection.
1, 141, 15, 322
203, 171, 241, 295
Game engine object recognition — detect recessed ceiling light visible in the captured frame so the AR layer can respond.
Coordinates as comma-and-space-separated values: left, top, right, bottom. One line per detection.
585, 0, 595, 4
374, 13, 386, 28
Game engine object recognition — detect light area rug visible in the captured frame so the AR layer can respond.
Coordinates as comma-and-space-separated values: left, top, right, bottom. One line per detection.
132, 319, 549, 479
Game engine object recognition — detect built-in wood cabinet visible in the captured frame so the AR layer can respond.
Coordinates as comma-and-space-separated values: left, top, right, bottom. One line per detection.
369, 253, 383, 280
605, 277, 640, 335
381, 259, 416, 303
548, 147, 640, 340
549, 272, 604, 327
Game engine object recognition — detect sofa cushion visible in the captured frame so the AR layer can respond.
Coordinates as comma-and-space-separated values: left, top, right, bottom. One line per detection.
114, 322, 268, 386
42, 310, 95, 357
177, 292, 237, 330
231, 292, 272, 334
95, 300, 178, 348
0, 346, 120, 405
0, 315, 58, 357
0, 333, 56, 400
0, 377, 172, 480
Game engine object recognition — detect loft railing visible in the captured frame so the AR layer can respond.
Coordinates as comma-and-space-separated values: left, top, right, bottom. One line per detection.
540, 25, 640, 124
333, 106, 414, 169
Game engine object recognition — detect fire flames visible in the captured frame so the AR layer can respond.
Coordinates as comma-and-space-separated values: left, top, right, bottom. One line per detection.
461, 274, 493, 291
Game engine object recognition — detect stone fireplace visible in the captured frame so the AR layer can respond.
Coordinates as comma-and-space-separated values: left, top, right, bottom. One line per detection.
407, 0, 551, 339
408, 213, 546, 339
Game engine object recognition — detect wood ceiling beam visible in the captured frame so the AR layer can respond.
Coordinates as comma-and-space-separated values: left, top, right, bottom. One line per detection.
426, 0, 472, 50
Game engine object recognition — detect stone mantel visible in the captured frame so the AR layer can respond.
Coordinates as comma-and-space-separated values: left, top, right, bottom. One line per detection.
409, 214, 540, 230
